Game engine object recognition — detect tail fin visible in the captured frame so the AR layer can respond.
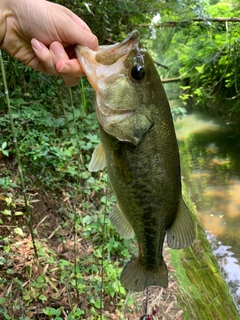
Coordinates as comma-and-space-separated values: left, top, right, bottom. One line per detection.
120, 256, 168, 292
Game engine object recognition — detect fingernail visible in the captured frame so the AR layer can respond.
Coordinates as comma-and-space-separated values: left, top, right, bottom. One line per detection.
50, 42, 63, 57
31, 38, 44, 51
58, 63, 71, 73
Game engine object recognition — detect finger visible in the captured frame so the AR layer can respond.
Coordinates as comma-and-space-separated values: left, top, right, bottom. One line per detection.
58, 19, 98, 50
31, 39, 57, 74
56, 59, 83, 76
71, 28, 98, 51
56, 59, 83, 87
66, 8, 92, 33
50, 42, 82, 86
56, 6, 99, 50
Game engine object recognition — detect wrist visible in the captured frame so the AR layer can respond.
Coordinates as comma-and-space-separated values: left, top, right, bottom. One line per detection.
0, 0, 14, 47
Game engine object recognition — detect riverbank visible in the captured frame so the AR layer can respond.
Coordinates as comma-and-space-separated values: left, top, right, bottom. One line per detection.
169, 184, 240, 319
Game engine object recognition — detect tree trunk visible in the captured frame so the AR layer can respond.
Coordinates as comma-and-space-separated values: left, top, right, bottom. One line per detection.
169, 184, 240, 319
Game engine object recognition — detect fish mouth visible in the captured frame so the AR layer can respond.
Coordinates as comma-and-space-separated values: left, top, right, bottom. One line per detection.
75, 30, 140, 89
95, 30, 140, 65
75, 31, 141, 133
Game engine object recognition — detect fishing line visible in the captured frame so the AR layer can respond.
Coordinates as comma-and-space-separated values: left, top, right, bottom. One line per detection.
0, 50, 39, 261
100, 174, 109, 319
139, 287, 150, 320
123, 290, 131, 318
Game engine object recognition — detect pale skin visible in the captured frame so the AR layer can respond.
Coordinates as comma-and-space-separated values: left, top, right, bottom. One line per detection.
0, 0, 98, 86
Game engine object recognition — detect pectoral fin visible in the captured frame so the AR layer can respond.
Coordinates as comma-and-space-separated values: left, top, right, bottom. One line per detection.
109, 205, 134, 239
88, 143, 106, 172
103, 113, 153, 146
167, 197, 195, 249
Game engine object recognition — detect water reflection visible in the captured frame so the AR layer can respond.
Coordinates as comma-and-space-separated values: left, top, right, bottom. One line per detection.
209, 234, 240, 309
175, 111, 240, 311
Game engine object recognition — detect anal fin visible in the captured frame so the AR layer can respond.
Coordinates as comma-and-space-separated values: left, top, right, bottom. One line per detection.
109, 205, 134, 239
167, 196, 195, 249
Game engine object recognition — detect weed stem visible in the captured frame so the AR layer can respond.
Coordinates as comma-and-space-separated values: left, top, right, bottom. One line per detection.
0, 49, 39, 261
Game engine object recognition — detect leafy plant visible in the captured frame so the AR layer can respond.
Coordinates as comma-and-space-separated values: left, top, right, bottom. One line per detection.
0, 141, 9, 157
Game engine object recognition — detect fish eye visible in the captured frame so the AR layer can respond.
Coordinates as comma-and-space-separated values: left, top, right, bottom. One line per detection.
130, 65, 145, 81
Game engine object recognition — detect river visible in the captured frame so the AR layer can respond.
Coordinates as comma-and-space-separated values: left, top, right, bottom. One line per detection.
174, 105, 240, 311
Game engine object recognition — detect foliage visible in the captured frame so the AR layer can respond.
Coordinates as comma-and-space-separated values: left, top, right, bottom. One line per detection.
54, 0, 161, 43
148, 0, 240, 118
0, 87, 138, 318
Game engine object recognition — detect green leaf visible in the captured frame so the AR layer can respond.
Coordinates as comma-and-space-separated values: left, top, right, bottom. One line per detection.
4, 245, 10, 253
14, 227, 24, 237
90, 297, 101, 309
42, 307, 62, 316
2, 150, 9, 157
59, 259, 71, 267
195, 64, 205, 74
73, 308, 85, 316
0, 297, 6, 304
14, 211, 24, 216
5, 197, 12, 206
38, 294, 47, 302
2, 209, 11, 216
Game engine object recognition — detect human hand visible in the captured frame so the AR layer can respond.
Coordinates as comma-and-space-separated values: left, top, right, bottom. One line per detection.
0, 0, 98, 86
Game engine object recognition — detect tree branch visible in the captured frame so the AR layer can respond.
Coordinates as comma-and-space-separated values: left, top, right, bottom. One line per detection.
154, 60, 169, 69
161, 77, 181, 83
140, 17, 240, 28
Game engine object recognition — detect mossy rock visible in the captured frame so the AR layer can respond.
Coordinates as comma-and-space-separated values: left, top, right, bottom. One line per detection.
170, 184, 240, 319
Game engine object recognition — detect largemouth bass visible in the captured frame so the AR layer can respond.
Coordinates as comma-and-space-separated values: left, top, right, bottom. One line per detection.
75, 31, 194, 292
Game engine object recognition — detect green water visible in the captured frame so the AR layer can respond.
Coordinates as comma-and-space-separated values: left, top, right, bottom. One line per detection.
175, 110, 240, 311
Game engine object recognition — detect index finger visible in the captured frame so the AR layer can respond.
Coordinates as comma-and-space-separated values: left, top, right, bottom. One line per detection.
62, 25, 98, 51
60, 9, 99, 50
